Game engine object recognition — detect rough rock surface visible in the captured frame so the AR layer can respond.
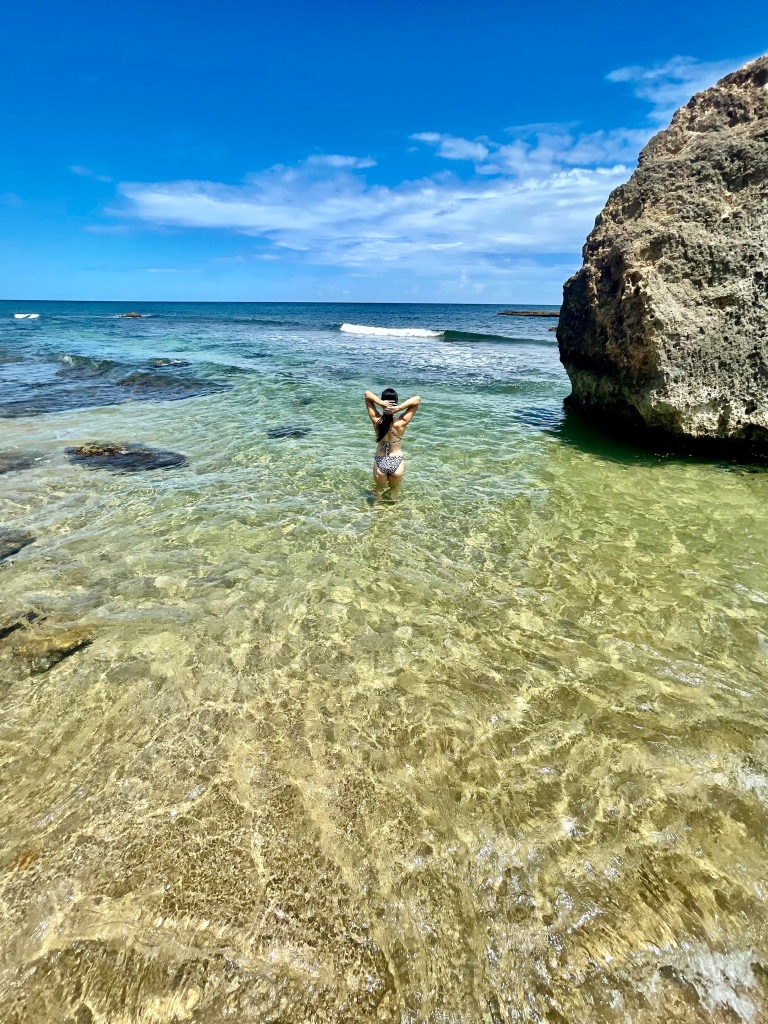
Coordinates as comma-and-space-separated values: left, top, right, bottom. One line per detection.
12, 627, 93, 674
65, 442, 187, 472
0, 610, 42, 641
557, 56, 768, 448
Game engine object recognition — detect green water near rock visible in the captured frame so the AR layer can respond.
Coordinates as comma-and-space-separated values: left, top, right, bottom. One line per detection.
1, 302, 768, 1022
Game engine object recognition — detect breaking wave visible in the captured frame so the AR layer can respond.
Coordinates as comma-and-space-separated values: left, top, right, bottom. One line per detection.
338, 323, 557, 345
339, 323, 444, 338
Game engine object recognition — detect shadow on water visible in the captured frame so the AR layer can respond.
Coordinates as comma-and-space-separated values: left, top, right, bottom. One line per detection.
551, 406, 768, 472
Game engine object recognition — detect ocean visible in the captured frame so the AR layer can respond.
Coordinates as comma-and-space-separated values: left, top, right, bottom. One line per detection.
1, 300, 767, 1022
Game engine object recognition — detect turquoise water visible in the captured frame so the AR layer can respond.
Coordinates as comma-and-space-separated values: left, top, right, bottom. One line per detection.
1, 301, 768, 1023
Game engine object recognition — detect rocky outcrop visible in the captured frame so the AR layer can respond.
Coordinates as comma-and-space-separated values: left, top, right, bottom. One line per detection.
65, 443, 187, 472
557, 56, 768, 450
499, 310, 560, 317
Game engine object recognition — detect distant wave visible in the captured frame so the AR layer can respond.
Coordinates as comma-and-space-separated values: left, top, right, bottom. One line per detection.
339, 323, 444, 338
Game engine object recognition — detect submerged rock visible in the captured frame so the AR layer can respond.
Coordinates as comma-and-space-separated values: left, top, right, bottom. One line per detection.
0, 451, 42, 474
116, 370, 225, 401
65, 443, 187, 473
0, 610, 42, 641
0, 529, 35, 561
13, 627, 93, 674
557, 56, 768, 450
120, 312, 145, 318
0, 352, 229, 418
267, 425, 312, 439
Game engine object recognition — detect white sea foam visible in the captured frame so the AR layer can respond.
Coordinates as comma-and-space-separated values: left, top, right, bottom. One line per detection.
13, 312, 39, 319
339, 323, 443, 338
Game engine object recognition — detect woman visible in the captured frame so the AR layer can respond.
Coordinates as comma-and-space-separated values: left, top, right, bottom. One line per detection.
364, 388, 421, 493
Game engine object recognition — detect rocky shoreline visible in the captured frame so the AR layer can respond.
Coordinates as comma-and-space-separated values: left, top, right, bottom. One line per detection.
498, 310, 560, 317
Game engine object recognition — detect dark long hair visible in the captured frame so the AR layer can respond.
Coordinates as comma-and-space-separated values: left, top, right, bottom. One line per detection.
376, 388, 398, 441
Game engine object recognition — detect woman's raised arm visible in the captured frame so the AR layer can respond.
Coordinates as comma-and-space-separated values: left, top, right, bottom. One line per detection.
365, 390, 385, 424
395, 395, 420, 424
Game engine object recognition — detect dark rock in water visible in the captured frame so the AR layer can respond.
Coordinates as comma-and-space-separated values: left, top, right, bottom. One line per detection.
116, 370, 227, 402
0, 451, 42, 474
0, 530, 35, 561
498, 310, 560, 317
267, 425, 312, 439
151, 358, 191, 367
558, 56, 768, 451
0, 352, 229, 418
13, 627, 93, 674
65, 443, 188, 473
120, 312, 145, 318
294, 394, 314, 406
548, 326, 557, 333
0, 610, 42, 641
0, 387, 125, 418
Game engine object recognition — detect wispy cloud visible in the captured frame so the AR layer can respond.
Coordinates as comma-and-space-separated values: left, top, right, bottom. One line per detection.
70, 164, 113, 182
0, 192, 23, 207
306, 154, 376, 168
413, 126, 652, 176
606, 54, 756, 122
411, 132, 490, 162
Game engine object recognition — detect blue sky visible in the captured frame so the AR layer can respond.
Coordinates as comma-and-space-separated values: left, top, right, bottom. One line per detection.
1, 0, 766, 302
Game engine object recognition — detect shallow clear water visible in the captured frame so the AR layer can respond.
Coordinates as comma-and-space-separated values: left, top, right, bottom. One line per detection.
1, 301, 768, 1023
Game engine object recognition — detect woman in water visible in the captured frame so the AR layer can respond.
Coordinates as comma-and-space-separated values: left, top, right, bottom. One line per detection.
364, 388, 421, 494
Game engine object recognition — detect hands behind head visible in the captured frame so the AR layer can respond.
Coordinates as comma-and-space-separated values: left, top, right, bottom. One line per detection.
382, 401, 398, 413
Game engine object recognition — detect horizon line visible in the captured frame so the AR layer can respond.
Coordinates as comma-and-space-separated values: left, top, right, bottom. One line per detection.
0, 298, 563, 306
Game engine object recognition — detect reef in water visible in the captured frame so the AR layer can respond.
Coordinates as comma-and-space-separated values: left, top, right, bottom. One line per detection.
65, 443, 188, 473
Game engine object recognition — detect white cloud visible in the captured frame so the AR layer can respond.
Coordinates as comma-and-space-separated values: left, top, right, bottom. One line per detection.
606, 54, 756, 123
70, 164, 113, 182
118, 158, 630, 281
411, 132, 490, 162
306, 154, 376, 168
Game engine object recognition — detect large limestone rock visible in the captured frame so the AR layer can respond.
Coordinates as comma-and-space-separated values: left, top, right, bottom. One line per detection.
557, 56, 768, 449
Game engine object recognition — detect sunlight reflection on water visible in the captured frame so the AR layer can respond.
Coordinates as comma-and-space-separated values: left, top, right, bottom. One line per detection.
1, 302, 767, 1022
